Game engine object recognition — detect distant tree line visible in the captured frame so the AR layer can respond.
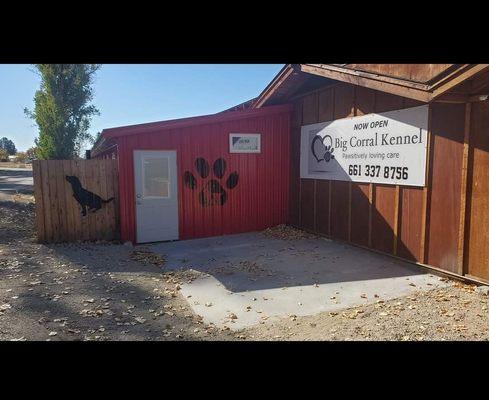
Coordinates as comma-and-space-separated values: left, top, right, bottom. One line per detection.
0, 136, 38, 162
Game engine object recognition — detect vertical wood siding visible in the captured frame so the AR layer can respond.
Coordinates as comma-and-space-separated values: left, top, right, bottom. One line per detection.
32, 159, 120, 243
291, 82, 474, 278
466, 101, 489, 281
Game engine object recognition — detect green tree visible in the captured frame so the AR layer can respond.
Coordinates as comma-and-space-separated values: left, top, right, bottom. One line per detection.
24, 64, 101, 159
0, 137, 17, 155
26, 146, 38, 161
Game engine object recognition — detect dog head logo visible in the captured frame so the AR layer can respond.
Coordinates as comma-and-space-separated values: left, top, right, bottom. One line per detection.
311, 134, 335, 163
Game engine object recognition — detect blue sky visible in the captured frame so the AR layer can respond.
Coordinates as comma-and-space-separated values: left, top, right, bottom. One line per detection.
0, 64, 283, 152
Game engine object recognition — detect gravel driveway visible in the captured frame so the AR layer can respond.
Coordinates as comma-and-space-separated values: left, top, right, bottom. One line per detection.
0, 200, 234, 341
0, 167, 33, 202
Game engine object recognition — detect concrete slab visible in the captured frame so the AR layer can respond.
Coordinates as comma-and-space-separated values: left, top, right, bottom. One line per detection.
150, 232, 449, 330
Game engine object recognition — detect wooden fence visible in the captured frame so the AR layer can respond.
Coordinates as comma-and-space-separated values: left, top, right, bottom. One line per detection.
32, 159, 119, 243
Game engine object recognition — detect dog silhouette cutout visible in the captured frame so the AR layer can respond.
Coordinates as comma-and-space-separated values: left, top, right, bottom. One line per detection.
65, 175, 114, 216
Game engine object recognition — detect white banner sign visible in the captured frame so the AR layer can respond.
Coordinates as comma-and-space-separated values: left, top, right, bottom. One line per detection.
300, 105, 429, 186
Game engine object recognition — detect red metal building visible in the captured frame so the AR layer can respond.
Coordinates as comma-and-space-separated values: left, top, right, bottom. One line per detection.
93, 105, 292, 244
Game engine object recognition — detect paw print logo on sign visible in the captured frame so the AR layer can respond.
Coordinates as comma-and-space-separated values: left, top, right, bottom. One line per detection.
184, 158, 239, 207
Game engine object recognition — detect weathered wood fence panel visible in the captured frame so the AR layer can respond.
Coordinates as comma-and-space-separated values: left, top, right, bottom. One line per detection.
32, 159, 119, 243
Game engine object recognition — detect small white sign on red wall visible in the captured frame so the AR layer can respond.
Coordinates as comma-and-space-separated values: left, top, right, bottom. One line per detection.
229, 133, 261, 153
300, 105, 429, 187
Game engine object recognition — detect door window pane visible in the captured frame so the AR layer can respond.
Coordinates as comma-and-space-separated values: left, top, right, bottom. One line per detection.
143, 157, 170, 198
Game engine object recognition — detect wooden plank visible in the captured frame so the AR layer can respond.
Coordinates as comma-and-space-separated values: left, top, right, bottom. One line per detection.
299, 179, 315, 231
347, 181, 352, 242
433, 93, 470, 103
420, 108, 433, 263
350, 182, 370, 247
370, 92, 403, 255
304, 64, 431, 90
368, 184, 374, 248
431, 64, 489, 98
78, 159, 90, 242
393, 185, 401, 255
426, 103, 465, 272
457, 102, 471, 275
330, 181, 349, 241
313, 180, 317, 232
318, 87, 334, 122
398, 186, 424, 262
347, 64, 454, 84
54, 160, 68, 242
32, 161, 46, 243
466, 101, 489, 281
469, 71, 489, 93
104, 159, 117, 240
39, 162, 53, 242
371, 184, 396, 254
289, 100, 302, 226
61, 160, 72, 240
86, 160, 103, 240
112, 159, 120, 240
302, 64, 489, 102
98, 159, 110, 240
302, 92, 318, 124
47, 161, 62, 243
355, 86, 376, 116
333, 84, 355, 119
375, 91, 404, 113
66, 160, 82, 241
354, 86, 376, 249
300, 64, 432, 103
315, 180, 330, 236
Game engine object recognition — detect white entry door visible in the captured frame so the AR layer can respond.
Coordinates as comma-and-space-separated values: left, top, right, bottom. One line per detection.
134, 150, 179, 243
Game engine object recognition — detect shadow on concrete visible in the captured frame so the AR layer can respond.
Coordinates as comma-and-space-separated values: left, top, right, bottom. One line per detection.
150, 232, 426, 293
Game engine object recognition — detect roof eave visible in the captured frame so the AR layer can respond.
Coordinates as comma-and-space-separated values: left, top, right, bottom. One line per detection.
101, 104, 293, 140
254, 64, 489, 106
301, 64, 489, 103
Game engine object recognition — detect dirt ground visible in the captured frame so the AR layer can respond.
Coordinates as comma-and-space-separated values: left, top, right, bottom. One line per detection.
245, 282, 489, 341
0, 162, 32, 169
0, 200, 234, 341
1, 199, 488, 341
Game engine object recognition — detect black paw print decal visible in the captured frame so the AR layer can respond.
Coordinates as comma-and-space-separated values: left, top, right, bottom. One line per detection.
311, 134, 335, 163
184, 158, 239, 207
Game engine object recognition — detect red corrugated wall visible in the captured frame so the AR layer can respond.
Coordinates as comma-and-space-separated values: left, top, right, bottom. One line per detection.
113, 107, 291, 243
